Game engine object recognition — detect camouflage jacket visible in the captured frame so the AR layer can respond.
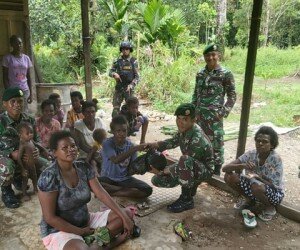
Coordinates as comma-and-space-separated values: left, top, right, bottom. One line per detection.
192, 65, 236, 118
109, 56, 139, 89
0, 111, 40, 157
158, 124, 214, 172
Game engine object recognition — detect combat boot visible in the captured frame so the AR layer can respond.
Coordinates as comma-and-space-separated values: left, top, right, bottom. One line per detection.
167, 187, 194, 213
1, 185, 20, 208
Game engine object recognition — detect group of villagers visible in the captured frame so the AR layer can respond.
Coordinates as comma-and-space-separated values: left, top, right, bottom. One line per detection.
0, 36, 284, 249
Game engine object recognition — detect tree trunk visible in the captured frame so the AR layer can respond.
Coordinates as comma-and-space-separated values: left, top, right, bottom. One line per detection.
216, 0, 227, 58
262, 0, 270, 46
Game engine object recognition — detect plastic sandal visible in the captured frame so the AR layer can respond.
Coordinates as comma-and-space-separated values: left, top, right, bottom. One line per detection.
241, 209, 257, 228
258, 208, 276, 222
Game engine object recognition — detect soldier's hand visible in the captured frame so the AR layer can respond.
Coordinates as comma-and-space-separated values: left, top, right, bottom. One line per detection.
113, 73, 122, 82
147, 142, 160, 150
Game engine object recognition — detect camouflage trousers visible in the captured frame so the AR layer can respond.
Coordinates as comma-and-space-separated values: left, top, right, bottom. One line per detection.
151, 155, 212, 189
196, 112, 224, 168
112, 89, 135, 117
0, 156, 50, 187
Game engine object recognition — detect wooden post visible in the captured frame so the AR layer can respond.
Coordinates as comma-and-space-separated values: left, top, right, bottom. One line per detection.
80, 0, 92, 101
236, 0, 263, 158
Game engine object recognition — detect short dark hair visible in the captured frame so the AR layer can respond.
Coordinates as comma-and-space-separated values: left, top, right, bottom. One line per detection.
92, 128, 107, 143
49, 93, 60, 100
255, 126, 279, 149
70, 91, 83, 100
16, 121, 33, 134
110, 115, 128, 131
41, 99, 56, 111
126, 96, 139, 106
49, 130, 73, 150
81, 98, 98, 112
10, 35, 21, 45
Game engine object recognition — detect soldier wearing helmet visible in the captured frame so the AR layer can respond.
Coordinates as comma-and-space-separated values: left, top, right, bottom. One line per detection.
109, 41, 140, 117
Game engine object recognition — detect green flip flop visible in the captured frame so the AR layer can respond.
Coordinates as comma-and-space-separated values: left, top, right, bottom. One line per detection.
242, 209, 257, 228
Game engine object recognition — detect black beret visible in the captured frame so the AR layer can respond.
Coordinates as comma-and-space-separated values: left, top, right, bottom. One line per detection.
2, 87, 24, 101
174, 103, 195, 118
203, 44, 219, 55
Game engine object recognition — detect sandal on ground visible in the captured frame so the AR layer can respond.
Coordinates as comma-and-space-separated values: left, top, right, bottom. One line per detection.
258, 208, 276, 222
242, 209, 257, 228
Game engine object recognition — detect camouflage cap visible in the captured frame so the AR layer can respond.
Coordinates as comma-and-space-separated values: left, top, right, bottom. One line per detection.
174, 103, 195, 118
203, 44, 219, 55
2, 87, 24, 101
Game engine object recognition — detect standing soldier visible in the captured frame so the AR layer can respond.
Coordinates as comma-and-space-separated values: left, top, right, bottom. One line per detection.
192, 44, 236, 176
148, 103, 214, 213
109, 41, 139, 117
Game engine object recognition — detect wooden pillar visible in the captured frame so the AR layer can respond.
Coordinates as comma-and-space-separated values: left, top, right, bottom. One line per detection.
236, 0, 263, 158
23, 0, 37, 113
80, 0, 92, 101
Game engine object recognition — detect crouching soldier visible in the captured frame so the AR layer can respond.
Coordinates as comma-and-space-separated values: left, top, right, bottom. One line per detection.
147, 103, 214, 213
109, 41, 139, 117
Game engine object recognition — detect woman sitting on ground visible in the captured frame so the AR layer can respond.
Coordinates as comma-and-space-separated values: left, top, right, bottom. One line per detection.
38, 131, 134, 250
223, 126, 284, 221
36, 99, 61, 149
74, 99, 106, 173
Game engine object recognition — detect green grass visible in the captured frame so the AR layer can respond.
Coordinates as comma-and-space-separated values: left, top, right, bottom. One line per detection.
226, 75, 300, 127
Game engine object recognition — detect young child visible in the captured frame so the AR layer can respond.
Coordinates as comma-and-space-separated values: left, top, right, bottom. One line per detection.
120, 96, 148, 144
49, 93, 64, 127
86, 128, 107, 176
17, 122, 45, 201
223, 126, 284, 222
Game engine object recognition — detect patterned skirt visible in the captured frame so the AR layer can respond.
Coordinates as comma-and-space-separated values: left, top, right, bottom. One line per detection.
239, 175, 284, 206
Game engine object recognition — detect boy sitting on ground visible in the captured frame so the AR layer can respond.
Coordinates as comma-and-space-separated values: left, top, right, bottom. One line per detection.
99, 115, 152, 199
120, 96, 149, 144
86, 128, 107, 176
223, 126, 284, 221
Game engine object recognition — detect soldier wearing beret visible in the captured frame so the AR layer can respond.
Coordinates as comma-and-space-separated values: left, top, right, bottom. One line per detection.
147, 103, 214, 213
0, 87, 50, 208
192, 44, 236, 175
109, 41, 140, 117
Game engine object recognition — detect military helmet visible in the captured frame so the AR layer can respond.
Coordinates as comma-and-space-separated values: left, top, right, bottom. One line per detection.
120, 41, 133, 52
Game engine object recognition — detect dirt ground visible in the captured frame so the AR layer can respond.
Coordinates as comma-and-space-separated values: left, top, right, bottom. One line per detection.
0, 99, 299, 250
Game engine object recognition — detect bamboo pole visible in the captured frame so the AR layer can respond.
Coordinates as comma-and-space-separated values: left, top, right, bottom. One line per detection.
80, 0, 92, 101
236, 0, 263, 158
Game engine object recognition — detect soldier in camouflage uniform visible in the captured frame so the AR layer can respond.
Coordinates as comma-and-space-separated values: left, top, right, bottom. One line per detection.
0, 87, 50, 208
148, 103, 214, 213
192, 44, 236, 176
109, 41, 139, 117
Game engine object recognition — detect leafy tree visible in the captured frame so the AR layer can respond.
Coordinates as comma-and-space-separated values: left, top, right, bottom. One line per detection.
197, 1, 216, 44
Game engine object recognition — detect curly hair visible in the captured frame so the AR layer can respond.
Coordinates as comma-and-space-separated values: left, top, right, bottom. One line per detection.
255, 126, 279, 149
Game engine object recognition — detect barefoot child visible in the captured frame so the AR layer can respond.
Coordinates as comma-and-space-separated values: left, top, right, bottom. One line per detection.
86, 128, 107, 176
17, 122, 47, 201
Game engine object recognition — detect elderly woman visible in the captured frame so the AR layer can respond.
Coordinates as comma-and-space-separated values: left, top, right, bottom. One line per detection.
2, 35, 33, 112
74, 100, 105, 169
38, 131, 135, 250
223, 126, 284, 221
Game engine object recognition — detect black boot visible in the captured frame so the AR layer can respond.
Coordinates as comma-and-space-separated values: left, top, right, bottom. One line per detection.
167, 187, 194, 213
191, 183, 199, 197
1, 185, 20, 208
214, 165, 222, 176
